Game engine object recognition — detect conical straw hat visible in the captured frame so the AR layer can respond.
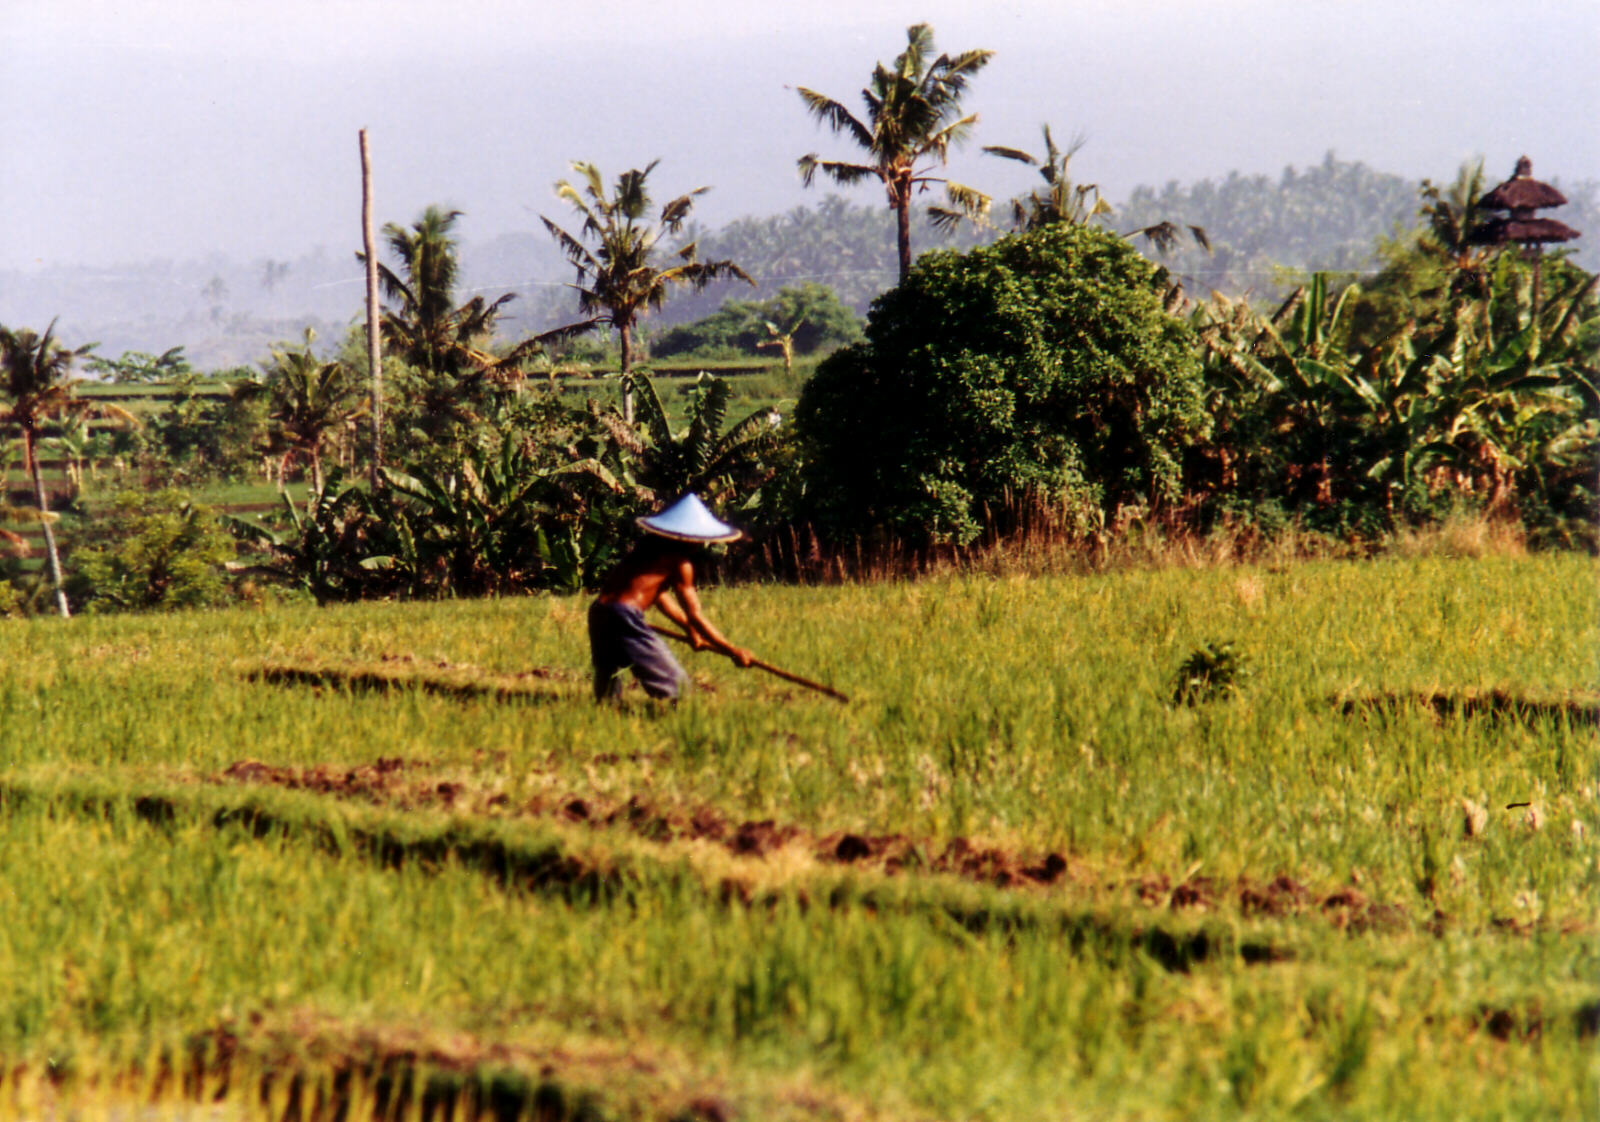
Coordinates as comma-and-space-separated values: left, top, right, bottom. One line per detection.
636, 493, 743, 543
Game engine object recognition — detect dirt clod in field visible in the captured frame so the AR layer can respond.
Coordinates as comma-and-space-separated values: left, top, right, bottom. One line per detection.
1170, 879, 1217, 909
1477, 1005, 1549, 1042
834, 834, 872, 862
731, 820, 799, 856
562, 798, 591, 821
1022, 853, 1069, 884
684, 1097, 732, 1122
1239, 875, 1308, 916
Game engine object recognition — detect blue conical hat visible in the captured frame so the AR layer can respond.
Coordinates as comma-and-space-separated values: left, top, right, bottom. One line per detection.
636, 493, 743, 543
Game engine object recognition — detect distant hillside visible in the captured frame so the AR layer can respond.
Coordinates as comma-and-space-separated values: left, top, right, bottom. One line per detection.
3, 158, 1592, 372
1110, 152, 1599, 299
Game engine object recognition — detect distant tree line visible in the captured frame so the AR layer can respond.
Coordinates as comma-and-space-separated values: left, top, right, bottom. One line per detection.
0, 21, 1593, 617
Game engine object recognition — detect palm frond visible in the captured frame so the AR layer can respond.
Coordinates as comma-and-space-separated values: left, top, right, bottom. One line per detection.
796, 88, 874, 150
798, 157, 878, 188
981, 145, 1039, 166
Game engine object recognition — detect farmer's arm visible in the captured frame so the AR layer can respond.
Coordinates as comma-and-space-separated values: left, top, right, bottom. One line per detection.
667, 559, 753, 667
654, 590, 697, 639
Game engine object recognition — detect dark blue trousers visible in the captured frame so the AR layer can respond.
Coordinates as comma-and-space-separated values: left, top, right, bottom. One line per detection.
587, 600, 689, 701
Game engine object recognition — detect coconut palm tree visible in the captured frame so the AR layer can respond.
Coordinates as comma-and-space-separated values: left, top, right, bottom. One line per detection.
934, 125, 1210, 256
1419, 160, 1494, 298
0, 321, 132, 618
795, 22, 993, 283
367, 206, 545, 382
234, 330, 366, 494
755, 314, 804, 377
542, 161, 751, 422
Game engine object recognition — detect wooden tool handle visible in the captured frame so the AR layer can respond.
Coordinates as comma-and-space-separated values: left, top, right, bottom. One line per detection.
649, 624, 849, 703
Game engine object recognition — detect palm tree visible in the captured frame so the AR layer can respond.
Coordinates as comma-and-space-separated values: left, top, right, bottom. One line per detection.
935, 125, 1210, 256
795, 22, 993, 283
367, 206, 538, 382
619, 372, 783, 509
1419, 160, 1493, 298
542, 161, 751, 422
234, 330, 366, 494
0, 321, 130, 618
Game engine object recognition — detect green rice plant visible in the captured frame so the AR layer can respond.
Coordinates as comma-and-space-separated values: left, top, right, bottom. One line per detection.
1170, 639, 1249, 705
0, 553, 1594, 1119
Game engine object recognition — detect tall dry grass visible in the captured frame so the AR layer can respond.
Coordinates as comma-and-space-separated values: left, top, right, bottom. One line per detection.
725, 492, 1537, 585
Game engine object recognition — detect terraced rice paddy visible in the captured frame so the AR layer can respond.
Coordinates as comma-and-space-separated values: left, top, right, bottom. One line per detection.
0, 553, 1594, 1119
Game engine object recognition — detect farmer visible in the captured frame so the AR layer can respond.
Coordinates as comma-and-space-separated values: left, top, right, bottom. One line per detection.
588, 493, 754, 702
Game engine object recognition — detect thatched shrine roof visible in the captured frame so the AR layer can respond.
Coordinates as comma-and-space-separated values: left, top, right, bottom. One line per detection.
1470, 215, 1580, 246
1478, 157, 1569, 212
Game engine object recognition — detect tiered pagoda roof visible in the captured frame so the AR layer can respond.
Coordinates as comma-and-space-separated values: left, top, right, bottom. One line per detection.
1471, 157, 1580, 247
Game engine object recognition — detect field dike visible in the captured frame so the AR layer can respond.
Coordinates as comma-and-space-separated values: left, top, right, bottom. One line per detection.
0, 770, 1295, 972
245, 656, 584, 706
247, 656, 1600, 731
1334, 688, 1600, 727
209, 755, 1433, 940
3, 1010, 897, 1122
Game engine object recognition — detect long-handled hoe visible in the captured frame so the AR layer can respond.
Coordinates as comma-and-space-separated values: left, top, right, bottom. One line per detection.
649, 624, 850, 703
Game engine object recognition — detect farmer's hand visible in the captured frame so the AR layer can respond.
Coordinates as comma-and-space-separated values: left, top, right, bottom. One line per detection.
730, 647, 755, 668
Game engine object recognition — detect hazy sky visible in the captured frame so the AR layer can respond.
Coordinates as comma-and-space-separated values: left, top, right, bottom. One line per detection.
3, 0, 1596, 271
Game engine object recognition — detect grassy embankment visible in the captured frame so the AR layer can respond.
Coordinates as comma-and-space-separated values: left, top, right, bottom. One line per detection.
0, 553, 1595, 1119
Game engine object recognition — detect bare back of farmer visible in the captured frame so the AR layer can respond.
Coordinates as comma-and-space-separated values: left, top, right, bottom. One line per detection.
588, 495, 752, 702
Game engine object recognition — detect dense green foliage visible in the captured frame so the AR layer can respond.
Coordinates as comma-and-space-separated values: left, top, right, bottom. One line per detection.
66, 489, 236, 612
650, 283, 864, 359
0, 556, 1593, 1119
5, 130, 1598, 615
83, 345, 193, 384
1189, 258, 1599, 545
225, 376, 786, 602
797, 221, 1207, 543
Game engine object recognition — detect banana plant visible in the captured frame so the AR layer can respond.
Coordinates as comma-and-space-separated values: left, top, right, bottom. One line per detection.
1196, 265, 1599, 523
223, 471, 403, 604
622, 371, 784, 510
378, 428, 634, 595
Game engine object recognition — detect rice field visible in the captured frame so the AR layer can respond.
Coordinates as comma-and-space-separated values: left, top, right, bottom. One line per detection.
0, 552, 1594, 1120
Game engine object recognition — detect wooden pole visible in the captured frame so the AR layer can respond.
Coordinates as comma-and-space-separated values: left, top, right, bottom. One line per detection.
360, 129, 383, 477
649, 624, 849, 703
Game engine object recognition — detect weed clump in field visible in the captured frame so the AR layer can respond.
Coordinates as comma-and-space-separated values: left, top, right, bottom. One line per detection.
1170, 640, 1248, 706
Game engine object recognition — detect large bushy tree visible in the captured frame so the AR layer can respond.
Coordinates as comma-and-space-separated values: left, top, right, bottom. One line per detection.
796, 222, 1207, 544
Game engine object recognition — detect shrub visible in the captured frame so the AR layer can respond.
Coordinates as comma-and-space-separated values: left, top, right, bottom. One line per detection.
795, 222, 1208, 544
69, 490, 237, 613
1170, 640, 1249, 705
